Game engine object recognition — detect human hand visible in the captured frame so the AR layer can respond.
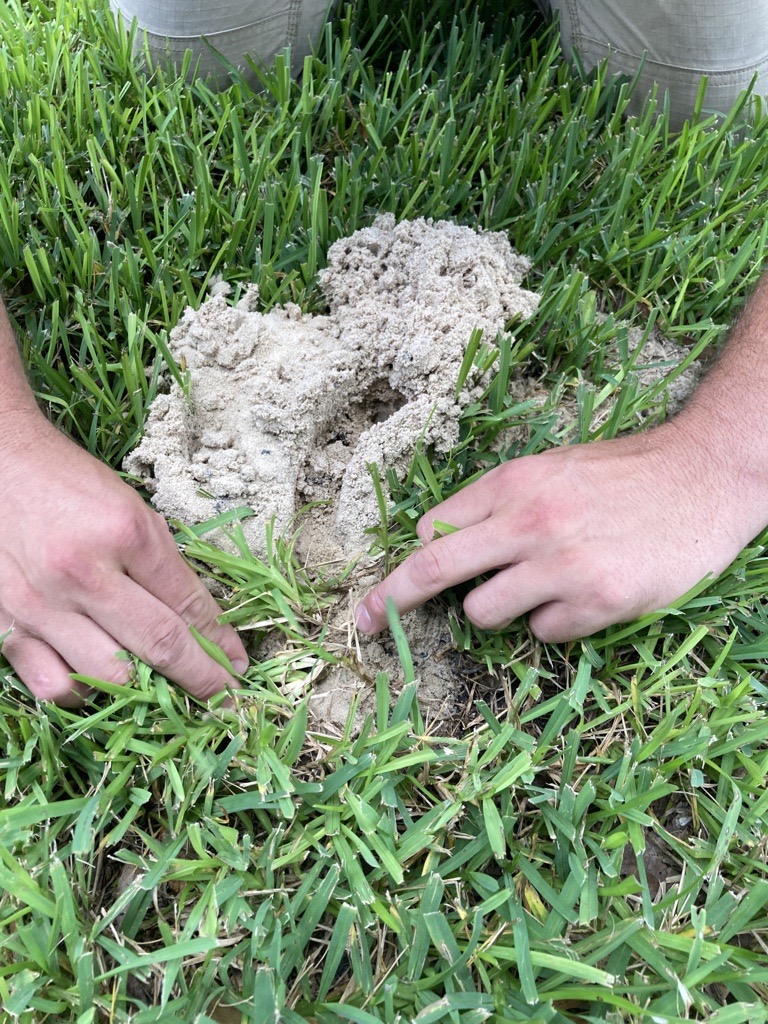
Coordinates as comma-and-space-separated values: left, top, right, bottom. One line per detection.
0, 410, 248, 707
355, 421, 765, 642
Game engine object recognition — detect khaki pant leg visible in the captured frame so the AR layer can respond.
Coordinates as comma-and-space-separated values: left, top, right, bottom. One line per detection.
538, 0, 768, 126
110, 0, 332, 85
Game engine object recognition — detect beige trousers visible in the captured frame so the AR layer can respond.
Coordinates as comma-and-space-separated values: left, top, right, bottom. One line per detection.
110, 0, 331, 81
540, 0, 768, 126
111, 0, 768, 125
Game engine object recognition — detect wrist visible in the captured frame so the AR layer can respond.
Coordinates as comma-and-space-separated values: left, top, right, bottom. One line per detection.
0, 403, 52, 462
664, 407, 768, 541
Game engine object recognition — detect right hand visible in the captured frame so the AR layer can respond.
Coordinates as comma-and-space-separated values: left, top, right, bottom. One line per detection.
355, 420, 767, 642
0, 409, 248, 707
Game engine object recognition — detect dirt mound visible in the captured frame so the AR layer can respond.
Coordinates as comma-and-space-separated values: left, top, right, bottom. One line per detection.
125, 216, 697, 731
126, 215, 539, 561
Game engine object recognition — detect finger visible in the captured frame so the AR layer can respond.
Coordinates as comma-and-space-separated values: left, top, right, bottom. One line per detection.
124, 514, 248, 672
42, 613, 134, 688
356, 519, 522, 633
462, 563, 556, 631
528, 601, 608, 644
532, 598, 638, 643
94, 576, 241, 700
2, 629, 92, 708
416, 467, 506, 542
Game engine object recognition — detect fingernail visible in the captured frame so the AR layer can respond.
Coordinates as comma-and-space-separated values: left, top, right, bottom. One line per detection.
355, 604, 372, 633
232, 658, 248, 675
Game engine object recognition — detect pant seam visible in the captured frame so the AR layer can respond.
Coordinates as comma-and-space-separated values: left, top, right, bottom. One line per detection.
576, 36, 768, 83
286, 0, 302, 45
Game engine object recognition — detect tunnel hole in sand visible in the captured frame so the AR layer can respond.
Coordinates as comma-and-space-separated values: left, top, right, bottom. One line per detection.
297, 379, 407, 504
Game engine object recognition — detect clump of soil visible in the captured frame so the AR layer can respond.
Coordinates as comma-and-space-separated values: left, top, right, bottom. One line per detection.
126, 215, 539, 561
125, 215, 697, 732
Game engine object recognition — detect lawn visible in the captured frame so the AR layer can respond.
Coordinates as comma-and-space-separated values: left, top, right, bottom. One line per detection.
2, 0, 768, 1021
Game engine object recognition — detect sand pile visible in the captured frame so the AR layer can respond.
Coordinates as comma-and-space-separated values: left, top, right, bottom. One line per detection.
126, 215, 540, 558
125, 215, 697, 731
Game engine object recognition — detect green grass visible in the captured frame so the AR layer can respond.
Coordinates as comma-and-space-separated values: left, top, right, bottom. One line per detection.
3, 0, 768, 1020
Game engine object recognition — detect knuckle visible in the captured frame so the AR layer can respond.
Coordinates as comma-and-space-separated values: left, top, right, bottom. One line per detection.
144, 621, 189, 674
41, 502, 153, 586
176, 588, 215, 626
26, 671, 78, 705
589, 579, 619, 613
410, 543, 449, 590
529, 604, 582, 645
150, 509, 176, 545
495, 459, 521, 487
592, 576, 631, 618
463, 593, 500, 632
495, 456, 541, 492
566, 558, 625, 617
111, 503, 151, 551
42, 541, 94, 587
528, 612, 562, 644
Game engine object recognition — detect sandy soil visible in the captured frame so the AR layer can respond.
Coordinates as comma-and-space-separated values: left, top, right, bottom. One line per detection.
125, 216, 697, 732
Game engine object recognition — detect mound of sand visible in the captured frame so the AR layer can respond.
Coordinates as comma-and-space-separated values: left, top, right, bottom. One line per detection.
125, 215, 697, 732
125, 215, 539, 560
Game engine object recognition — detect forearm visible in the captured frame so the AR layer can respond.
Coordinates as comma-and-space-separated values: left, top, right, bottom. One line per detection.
670, 273, 768, 529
